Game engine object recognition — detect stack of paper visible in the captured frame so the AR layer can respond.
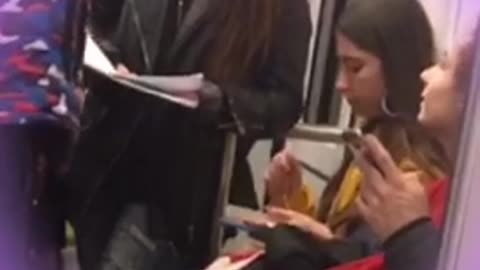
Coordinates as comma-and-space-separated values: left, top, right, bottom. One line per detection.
83, 34, 201, 108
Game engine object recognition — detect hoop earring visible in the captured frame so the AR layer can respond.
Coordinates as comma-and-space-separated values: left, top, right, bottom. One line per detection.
381, 98, 395, 116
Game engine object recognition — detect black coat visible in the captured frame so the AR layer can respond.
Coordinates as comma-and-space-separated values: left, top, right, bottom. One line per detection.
384, 219, 441, 270
67, 0, 311, 268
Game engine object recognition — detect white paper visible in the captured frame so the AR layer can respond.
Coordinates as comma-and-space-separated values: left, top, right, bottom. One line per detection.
117, 73, 204, 93
113, 76, 200, 108
83, 33, 201, 108
84, 34, 116, 75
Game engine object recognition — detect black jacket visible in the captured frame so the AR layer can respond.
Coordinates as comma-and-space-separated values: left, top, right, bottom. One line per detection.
67, 0, 311, 269
384, 219, 441, 270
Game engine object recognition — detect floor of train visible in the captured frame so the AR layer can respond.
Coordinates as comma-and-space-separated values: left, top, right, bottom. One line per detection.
62, 232, 252, 270
63, 141, 317, 269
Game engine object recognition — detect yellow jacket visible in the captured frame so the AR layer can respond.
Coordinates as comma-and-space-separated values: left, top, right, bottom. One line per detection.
284, 159, 433, 234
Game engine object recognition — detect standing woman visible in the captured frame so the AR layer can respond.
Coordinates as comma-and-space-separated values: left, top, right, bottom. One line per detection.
68, 0, 312, 269
0, 0, 87, 269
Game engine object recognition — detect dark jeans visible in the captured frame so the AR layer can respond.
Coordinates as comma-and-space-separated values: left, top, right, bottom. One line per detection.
0, 124, 69, 270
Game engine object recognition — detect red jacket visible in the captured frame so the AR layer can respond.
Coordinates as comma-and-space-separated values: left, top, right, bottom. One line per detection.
327, 180, 447, 270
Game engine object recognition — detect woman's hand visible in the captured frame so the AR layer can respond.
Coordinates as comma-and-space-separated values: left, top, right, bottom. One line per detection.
115, 64, 137, 77
265, 149, 303, 206
205, 251, 265, 270
266, 207, 334, 241
355, 135, 431, 242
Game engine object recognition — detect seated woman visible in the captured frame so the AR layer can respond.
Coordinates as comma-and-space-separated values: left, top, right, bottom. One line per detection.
205, 0, 448, 269
265, 0, 445, 255
330, 20, 477, 270
253, 116, 449, 269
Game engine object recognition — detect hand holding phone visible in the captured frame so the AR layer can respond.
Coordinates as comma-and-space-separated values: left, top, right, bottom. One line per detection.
342, 129, 363, 150
342, 129, 383, 173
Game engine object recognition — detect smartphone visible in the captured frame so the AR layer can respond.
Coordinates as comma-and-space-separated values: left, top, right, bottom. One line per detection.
220, 217, 273, 242
342, 129, 363, 150
342, 129, 383, 173
220, 217, 254, 233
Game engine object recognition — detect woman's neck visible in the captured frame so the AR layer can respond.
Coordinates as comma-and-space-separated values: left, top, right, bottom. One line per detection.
436, 127, 460, 166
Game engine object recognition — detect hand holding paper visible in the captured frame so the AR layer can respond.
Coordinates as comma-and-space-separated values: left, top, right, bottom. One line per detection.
115, 73, 204, 93
84, 33, 203, 108
84, 34, 116, 75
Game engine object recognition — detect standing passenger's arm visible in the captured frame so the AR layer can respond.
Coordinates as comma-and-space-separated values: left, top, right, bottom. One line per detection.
217, 0, 312, 137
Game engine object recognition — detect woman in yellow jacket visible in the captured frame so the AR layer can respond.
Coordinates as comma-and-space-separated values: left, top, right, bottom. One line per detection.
265, 117, 448, 241
206, 0, 452, 268
261, 0, 450, 245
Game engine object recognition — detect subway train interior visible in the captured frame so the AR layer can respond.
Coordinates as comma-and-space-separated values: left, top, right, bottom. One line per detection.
2, 0, 480, 269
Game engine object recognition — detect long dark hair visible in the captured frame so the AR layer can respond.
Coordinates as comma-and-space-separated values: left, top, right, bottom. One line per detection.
338, 0, 435, 118
205, 0, 280, 83
318, 116, 450, 221
318, 0, 438, 220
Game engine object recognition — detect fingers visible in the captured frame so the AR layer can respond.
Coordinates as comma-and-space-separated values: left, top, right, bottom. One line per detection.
273, 150, 297, 173
243, 216, 276, 228
265, 154, 282, 182
355, 196, 374, 224
116, 64, 130, 75
282, 151, 299, 196
270, 152, 289, 174
280, 151, 292, 172
266, 207, 307, 232
355, 149, 390, 200
115, 64, 138, 77
282, 149, 299, 173
267, 150, 302, 198
266, 207, 296, 223
363, 135, 401, 181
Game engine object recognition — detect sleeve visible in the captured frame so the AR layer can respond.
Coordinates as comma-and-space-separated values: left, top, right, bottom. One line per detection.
260, 225, 379, 270
327, 181, 447, 270
283, 184, 317, 217
383, 219, 441, 270
325, 221, 441, 270
220, 0, 312, 137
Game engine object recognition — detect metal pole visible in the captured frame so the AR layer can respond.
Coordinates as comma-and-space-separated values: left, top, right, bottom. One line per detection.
288, 124, 351, 143
306, 0, 338, 123
209, 133, 238, 258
